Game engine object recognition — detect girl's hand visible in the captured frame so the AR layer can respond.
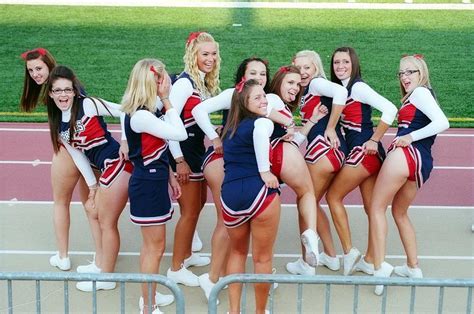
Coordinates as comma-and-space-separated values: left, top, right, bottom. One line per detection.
394, 134, 413, 147
119, 140, 129, 160
212, 137, 223, 155
324, 128, 339, 148
157, 71, 171, 108
363, 139, 378, 155
84, 186, 98, 215
260, 171, 279, 189
176, 159, 191, 185
169, 172, 182, 200
283, 126, 295, 142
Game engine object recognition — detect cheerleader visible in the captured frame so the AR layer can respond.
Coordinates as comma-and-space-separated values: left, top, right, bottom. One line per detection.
121, 59, 187, 313
369, 55, 449, 295
221, 79, 280, 314
325, 47, 397, 276
191, 57, 272, 302
166, 32, 220, 286
286, 50, 348, 275
20, 48, 105, 271
45, 65, 132, 292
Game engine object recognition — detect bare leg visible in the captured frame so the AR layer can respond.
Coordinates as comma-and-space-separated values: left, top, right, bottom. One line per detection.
326, 164, 371, 253
203, 159, 229, 283
97, 171, 130, 272
359, 174, 377, 264
140, 224, 166, 310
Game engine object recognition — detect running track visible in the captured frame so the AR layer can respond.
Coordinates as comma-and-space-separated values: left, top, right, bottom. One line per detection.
0, 122, 473, 207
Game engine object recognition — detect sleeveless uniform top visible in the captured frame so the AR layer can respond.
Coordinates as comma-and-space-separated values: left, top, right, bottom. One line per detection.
125, 108, 169, 180
59, 97, 120, 171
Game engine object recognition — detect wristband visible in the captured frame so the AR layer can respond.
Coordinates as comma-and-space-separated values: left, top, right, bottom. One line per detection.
369, 138, 379, 144
308, 118, 317, 124
284, 121, 295, 129
160, 97, 169, 102
175, 159, 184, 164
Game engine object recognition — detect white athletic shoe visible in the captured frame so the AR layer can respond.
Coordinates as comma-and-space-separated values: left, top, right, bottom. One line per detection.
318, 252, 340, 271
183, 252, 210, 268
76, 280, 116, 292
192, 230, 203, 252
49, 253, 71, 271
167, 265, 199, 286
343, 247, 361, 276
374, 262, 394, 296
139, 292, 174, 308
394, 264, 423, 279
286, 257, 316, 275
139, 297, 163, 314
76, 260, 101, 273
354, 256, 374, 275
300, 229, 320, 267
199, 273, 219, 304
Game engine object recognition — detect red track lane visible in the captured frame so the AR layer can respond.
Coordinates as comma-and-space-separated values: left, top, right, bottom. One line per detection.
1, 123, 473, 206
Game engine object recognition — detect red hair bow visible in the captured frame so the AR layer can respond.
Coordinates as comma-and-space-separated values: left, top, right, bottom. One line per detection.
278, 66, 290, 73
20, 48, 48, 60
235, 77, 246, 93
186, 32, 203, 47
402, 53, 424, 60
150, 65, 159, 76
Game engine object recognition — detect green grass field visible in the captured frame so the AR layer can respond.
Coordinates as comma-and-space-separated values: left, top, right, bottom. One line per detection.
1, 4, 473, 126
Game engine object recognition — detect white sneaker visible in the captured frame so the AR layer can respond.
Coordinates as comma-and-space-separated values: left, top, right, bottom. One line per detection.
343, 247, 361, 276
301, 229, 320, 267
354, 256, 374, 275
184, 253, 210, 268
139, 297, 163, 314
76, 260, 101, 273
49, 253, 71, 271
155, 292, 174, 307
394, 264, 423, 279
374, 261, 394, 296
285, 257, 315, 275
167, 265, 199, 286
192, 230, 203, 252
76, 280, 116, 292
199, 273, 219, 304
318, 252, 340, 271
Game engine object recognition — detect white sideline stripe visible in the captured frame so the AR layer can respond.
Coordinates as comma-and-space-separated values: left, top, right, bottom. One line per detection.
1, 200, 473, 210
0, 0, 472, 10
1, 160, 473, 170
0, 250, 473, 261
1, 127, 473, 137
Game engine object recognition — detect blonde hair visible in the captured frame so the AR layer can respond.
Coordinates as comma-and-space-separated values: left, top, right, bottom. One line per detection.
293, 50, 326, 79
121, 58, 165, 114
183, 32, 221, 99
399, 55, 431, 102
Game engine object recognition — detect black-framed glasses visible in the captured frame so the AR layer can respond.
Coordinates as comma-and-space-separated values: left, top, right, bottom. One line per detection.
397, 70, 419, 78
51, 88, 74, 95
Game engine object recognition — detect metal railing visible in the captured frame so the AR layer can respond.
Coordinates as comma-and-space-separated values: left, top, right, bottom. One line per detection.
0, 272, 185, 314
208, 274, 474, 314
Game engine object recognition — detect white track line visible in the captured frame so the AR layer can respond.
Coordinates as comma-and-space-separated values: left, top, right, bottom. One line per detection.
1, 160, 473, 169
0, 250, 472, 261
1, 201, 472, 210
0, 0, 472, 10
1, 127, 473, 137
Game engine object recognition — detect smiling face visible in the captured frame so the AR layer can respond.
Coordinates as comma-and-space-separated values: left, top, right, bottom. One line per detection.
293, 56, 316, 87
246, 84, 268, 116
26, 58, 50, 85
196, 41, 218, 74
49, 78, 75, 111
332, 51, 352, 81
279, 72, 301, 103
244, 61, 267, 87
399, 60, 421, 94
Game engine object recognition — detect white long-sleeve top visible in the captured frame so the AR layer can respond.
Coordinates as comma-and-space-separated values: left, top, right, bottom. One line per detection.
61, 139, 97, 187
308, 77, 348, 105
342, 78, 397, 125
406, 87, 449, 141
253, 118, 274, 173
129, 108, 187, 141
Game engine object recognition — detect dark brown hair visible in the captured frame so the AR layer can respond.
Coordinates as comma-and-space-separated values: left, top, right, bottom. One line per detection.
268, 65, 303, 113
330, 46, 362, 89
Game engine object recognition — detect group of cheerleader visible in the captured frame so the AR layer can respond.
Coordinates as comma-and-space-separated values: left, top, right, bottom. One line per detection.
19, 31, 449, 314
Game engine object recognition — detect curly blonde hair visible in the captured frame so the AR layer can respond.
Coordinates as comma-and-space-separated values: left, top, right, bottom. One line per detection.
183, 32, 221, 99
121, 58, 166, 114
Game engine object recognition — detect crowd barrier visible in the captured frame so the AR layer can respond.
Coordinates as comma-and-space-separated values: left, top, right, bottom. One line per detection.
1, 272, 473, 313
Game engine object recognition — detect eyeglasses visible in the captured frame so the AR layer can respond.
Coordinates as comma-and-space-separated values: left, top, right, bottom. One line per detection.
397, 70, 419, 78
51, 88, 74, 95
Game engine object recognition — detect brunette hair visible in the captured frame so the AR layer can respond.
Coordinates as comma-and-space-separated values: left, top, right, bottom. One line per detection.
268, 65, 303, 113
